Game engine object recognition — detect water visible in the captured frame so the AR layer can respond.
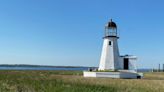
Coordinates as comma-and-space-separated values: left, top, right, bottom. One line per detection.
0, 66, 89, 71
0, 66, 151, 72
137, 69, 152, 72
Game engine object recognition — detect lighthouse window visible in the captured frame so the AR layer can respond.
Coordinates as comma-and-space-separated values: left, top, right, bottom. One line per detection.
109, 41, 112, 45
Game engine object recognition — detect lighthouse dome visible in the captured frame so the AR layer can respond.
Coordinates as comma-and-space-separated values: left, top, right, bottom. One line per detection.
106, 19, 117, 29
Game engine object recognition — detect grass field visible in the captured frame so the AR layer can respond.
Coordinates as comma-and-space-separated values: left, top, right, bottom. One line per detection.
0, 70, 164, 92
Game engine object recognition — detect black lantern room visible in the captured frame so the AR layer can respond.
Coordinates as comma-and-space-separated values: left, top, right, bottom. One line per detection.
104, 19, 118, 37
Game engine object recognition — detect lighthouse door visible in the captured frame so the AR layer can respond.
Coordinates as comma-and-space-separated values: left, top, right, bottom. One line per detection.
124, 58, 129, 70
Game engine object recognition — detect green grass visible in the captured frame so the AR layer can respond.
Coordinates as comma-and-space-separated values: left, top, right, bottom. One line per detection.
0, 70, 164, 92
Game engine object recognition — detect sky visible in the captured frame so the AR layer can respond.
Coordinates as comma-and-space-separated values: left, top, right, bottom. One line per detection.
0, 0, 164, 69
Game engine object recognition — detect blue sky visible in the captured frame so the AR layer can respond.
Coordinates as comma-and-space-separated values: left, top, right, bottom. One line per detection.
0, 0, 164, 69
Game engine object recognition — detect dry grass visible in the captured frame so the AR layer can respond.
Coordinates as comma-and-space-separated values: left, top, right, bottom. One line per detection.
50, 74, 164, 92
0, 70, 164, 92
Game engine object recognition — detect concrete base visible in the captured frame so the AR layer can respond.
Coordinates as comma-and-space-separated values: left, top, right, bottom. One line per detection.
83, 71, 143, 79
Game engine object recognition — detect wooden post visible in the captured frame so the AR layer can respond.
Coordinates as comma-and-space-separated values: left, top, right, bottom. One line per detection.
159, 64, 160, 72
163, 64, 164, 72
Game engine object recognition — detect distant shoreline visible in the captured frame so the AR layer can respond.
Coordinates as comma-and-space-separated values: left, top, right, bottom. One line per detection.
0, 64, 96, 68
0, 64, 152, 72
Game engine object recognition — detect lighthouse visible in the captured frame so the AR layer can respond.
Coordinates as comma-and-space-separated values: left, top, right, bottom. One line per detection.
83, 19, 143, 79
99, 19, 120, 70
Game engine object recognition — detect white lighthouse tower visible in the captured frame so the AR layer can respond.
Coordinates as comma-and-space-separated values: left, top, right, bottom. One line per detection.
99, 19, 120, 70
83, 19, 143, 79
